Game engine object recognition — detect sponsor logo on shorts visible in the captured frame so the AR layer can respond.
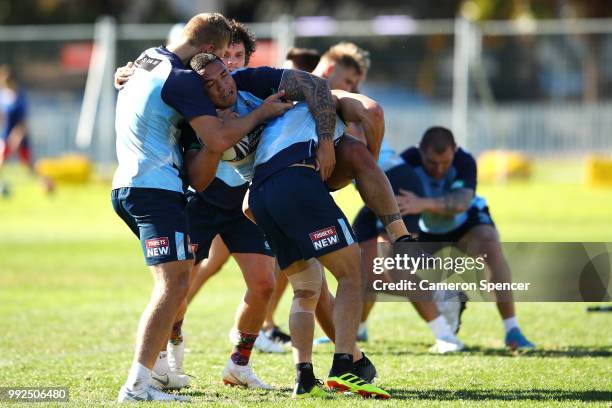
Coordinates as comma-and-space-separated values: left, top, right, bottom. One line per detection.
145, 237, 170, 258
309, 226, 339, 250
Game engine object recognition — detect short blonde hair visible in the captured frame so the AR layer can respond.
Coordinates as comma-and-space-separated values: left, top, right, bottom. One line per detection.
182, 13, 231, 49
321, 42, 371, 76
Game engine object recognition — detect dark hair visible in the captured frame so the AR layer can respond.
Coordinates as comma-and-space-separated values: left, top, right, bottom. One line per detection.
229, 19, 257, 65
190, 52, 222, 72
420, 126, 456, 154
286, 47, 321, 73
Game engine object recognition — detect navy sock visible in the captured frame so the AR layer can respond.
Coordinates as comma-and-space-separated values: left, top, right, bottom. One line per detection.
296, 362, 315, 390
329, 353, 353, 377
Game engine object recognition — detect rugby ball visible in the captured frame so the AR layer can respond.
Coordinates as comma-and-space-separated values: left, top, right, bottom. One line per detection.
221, 124, 265, 162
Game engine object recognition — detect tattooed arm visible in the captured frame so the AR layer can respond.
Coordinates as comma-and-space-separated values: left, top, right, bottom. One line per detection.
278, 69, 337, 179
426, 189, 474, 215
396, 188, 474, 216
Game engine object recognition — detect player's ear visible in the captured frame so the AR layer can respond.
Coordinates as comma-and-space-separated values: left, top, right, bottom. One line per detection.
201, 43, 215, 53
324, 63, 335, 77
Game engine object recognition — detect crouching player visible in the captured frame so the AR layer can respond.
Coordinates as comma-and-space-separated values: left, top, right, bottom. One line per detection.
396, 126, 534, 351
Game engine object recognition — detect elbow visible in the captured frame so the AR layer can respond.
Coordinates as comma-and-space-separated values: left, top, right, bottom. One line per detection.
365, 102, 384, 124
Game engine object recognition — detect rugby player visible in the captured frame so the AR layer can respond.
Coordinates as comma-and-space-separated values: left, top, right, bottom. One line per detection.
395, 126, 535, 351
176, 20, 288, 358
184, 53, 392, 398
0, 64, 54, 194
113, 20, 287, 392
114, 33, 396, 387
111, 13, 292, 402
264, 43, 417, 345
181, 52, 383, 393
280, 45, 463, 354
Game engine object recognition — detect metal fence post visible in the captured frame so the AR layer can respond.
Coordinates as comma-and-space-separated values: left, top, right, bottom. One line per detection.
452, 17, 472, 149
273, 15, 295, 68
75, 16, 116, 165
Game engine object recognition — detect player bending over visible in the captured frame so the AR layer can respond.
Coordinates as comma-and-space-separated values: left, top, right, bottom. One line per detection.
395, 126, 535, 351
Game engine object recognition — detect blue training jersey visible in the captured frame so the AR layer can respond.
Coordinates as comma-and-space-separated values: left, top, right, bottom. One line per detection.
181, 94, 345, 189
112, 46, 217, 193
179, 67, 285, 208
377, 139, 405, 172
401, 147, 486, 234
251, 102, 345, 187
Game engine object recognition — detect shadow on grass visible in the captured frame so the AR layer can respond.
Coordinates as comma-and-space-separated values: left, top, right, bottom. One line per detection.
184, 387, 292, 399
387, 388, 612, 402
464, 345, 612, 358
366, 344, 612, 358
171, 387, 611, 403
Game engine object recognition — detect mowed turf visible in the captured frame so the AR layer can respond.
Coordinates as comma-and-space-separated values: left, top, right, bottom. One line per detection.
0, 161, 611, 407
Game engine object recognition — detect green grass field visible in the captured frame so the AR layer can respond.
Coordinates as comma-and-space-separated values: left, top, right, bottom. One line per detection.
1, 161, 611, 407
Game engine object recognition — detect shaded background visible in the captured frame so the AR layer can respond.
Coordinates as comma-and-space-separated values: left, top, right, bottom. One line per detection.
1, 0, 612, 168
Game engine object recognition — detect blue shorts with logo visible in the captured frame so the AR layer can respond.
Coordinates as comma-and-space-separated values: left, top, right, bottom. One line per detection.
111, 187, 193, 266
185, 192, 273, 264
352, 163, 424, 242
248, 166, 356, 270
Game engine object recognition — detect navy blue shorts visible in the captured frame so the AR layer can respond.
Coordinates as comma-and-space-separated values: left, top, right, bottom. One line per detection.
111, 187, 193, 266
186, 192, 273, 264
419, 206, 496, 243
249, 166, 356, 270
352, 163, 424, 242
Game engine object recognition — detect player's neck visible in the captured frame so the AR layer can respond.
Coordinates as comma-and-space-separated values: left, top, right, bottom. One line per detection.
166, 41, 199, 65
311, 65, 325, 78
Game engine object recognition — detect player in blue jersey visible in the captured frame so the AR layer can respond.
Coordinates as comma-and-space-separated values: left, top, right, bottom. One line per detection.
111, 13, 293, 403
266, 43, 420, 350
181, 54, 394, 398
395, 126, 535, 351
174, 39, 397, 390
281, 44, 460, 355
172, 22, 286, 390
181, 21, 288, 358
0, 64, 54, 195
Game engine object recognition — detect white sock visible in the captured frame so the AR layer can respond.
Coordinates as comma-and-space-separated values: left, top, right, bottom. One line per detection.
358, 322, 367, 336
503, 317, 519, 334
428, 315, 453, 339
152, 351, 170, 375
126, 362, 151, 390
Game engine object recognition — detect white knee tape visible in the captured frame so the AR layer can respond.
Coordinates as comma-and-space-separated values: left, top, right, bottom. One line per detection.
288, 262, 323, 314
